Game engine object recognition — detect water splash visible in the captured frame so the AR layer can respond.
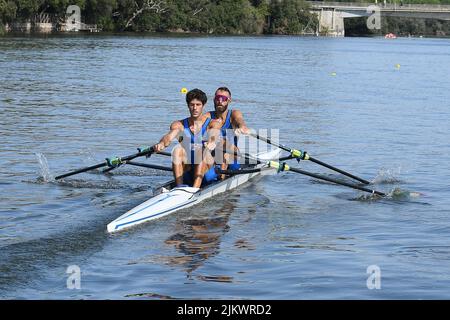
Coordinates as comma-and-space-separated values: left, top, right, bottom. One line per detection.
352, 192, 384, 202
372, 167, 404, 184
388, 187, 423, 200
35, 153, 54, 182
352, 187, 423, 202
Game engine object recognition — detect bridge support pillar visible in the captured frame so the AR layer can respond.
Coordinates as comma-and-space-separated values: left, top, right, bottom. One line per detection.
317, 8, 345, 37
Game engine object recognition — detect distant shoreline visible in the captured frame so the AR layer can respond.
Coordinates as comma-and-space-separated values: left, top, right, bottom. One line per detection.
1, 31, 450, 40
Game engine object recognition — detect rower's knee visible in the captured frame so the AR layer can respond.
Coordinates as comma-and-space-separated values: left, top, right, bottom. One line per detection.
172, 146, 186, 165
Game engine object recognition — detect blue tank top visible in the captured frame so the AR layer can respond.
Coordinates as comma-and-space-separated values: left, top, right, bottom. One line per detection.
182, 117, 211, 165
210, 109, 238, 147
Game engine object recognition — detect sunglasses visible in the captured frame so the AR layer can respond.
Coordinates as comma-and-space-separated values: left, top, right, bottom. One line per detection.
214, 94, 230, 103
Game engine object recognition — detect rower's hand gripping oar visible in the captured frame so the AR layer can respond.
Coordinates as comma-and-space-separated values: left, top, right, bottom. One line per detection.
249, 132, 371, 185
55, 146, 159, 180
269, 161, 386, 197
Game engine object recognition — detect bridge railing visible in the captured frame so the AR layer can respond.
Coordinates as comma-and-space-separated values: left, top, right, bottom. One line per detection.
307, 1, 450, 10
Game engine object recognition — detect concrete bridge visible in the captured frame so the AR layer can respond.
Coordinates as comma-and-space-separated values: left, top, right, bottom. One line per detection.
307, 1, 450, 36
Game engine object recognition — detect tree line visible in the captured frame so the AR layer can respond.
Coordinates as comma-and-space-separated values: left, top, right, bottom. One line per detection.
0, 0, 318, 34
2, 0, 450, 36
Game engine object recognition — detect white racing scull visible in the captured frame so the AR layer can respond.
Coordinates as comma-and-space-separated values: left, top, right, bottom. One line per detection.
107, 148, 281, 233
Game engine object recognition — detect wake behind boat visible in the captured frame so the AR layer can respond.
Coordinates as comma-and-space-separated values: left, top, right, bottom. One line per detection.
107, 148, 281, 233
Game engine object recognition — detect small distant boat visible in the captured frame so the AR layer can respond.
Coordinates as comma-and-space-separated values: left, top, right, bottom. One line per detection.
385, 33, 397, 39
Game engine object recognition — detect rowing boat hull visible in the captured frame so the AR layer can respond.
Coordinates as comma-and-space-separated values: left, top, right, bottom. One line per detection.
107, 148, 281, 233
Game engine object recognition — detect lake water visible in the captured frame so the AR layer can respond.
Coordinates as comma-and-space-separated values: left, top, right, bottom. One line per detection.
1, 34, 450, 299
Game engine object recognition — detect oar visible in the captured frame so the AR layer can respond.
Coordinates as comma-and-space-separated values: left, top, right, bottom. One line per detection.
55, 162, 108, 180
126, 161, 173, 172
269, 161, 386, 196
249, 132, 371, 185
55, 146, 158, 180
217, 150, 385, 196
102, 147, 171, 174
216, 167, 266, 175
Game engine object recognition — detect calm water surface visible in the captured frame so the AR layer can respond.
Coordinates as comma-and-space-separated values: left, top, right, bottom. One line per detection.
1, 34, 450, 299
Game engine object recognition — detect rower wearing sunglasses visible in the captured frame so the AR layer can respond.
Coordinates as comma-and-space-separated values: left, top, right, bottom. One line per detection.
206, 87, 250, 175
153, 89, 222, 189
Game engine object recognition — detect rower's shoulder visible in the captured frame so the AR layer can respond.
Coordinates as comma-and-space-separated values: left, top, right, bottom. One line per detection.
230, 109, 244, 118
170, 120, 184, 131
205, 111, 212, 118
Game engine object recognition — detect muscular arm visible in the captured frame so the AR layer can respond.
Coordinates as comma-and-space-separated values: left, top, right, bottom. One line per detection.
231, 109, 250, 135
153, 121, 183, 152
204, 119, 222, 151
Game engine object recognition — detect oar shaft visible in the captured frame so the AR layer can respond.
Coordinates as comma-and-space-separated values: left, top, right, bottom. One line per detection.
103, 149, 172, 173
121, 148, 154, 161
56, 147, 158, 180
289, 167, 385, 196
126, 161, 173, 172
229, 149, 385, 196
217, 168, 265, 175
55, 163, 106, 180
156, 151, 172, 157
308, 157, 370, 185
251, 132, 371, 185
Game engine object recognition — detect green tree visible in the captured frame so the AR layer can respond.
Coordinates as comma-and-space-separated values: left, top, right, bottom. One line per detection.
0, 0, 17, 23
268, 0, 316, 34
114, 0, 166, 31
13, 0, 42, 21
85, 0, 117, 29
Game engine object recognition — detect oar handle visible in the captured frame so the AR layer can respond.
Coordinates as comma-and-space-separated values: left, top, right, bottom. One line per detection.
122, 146, 155, 161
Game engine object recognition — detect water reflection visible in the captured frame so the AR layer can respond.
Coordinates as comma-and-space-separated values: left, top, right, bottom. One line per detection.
164, 200, 236, 274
